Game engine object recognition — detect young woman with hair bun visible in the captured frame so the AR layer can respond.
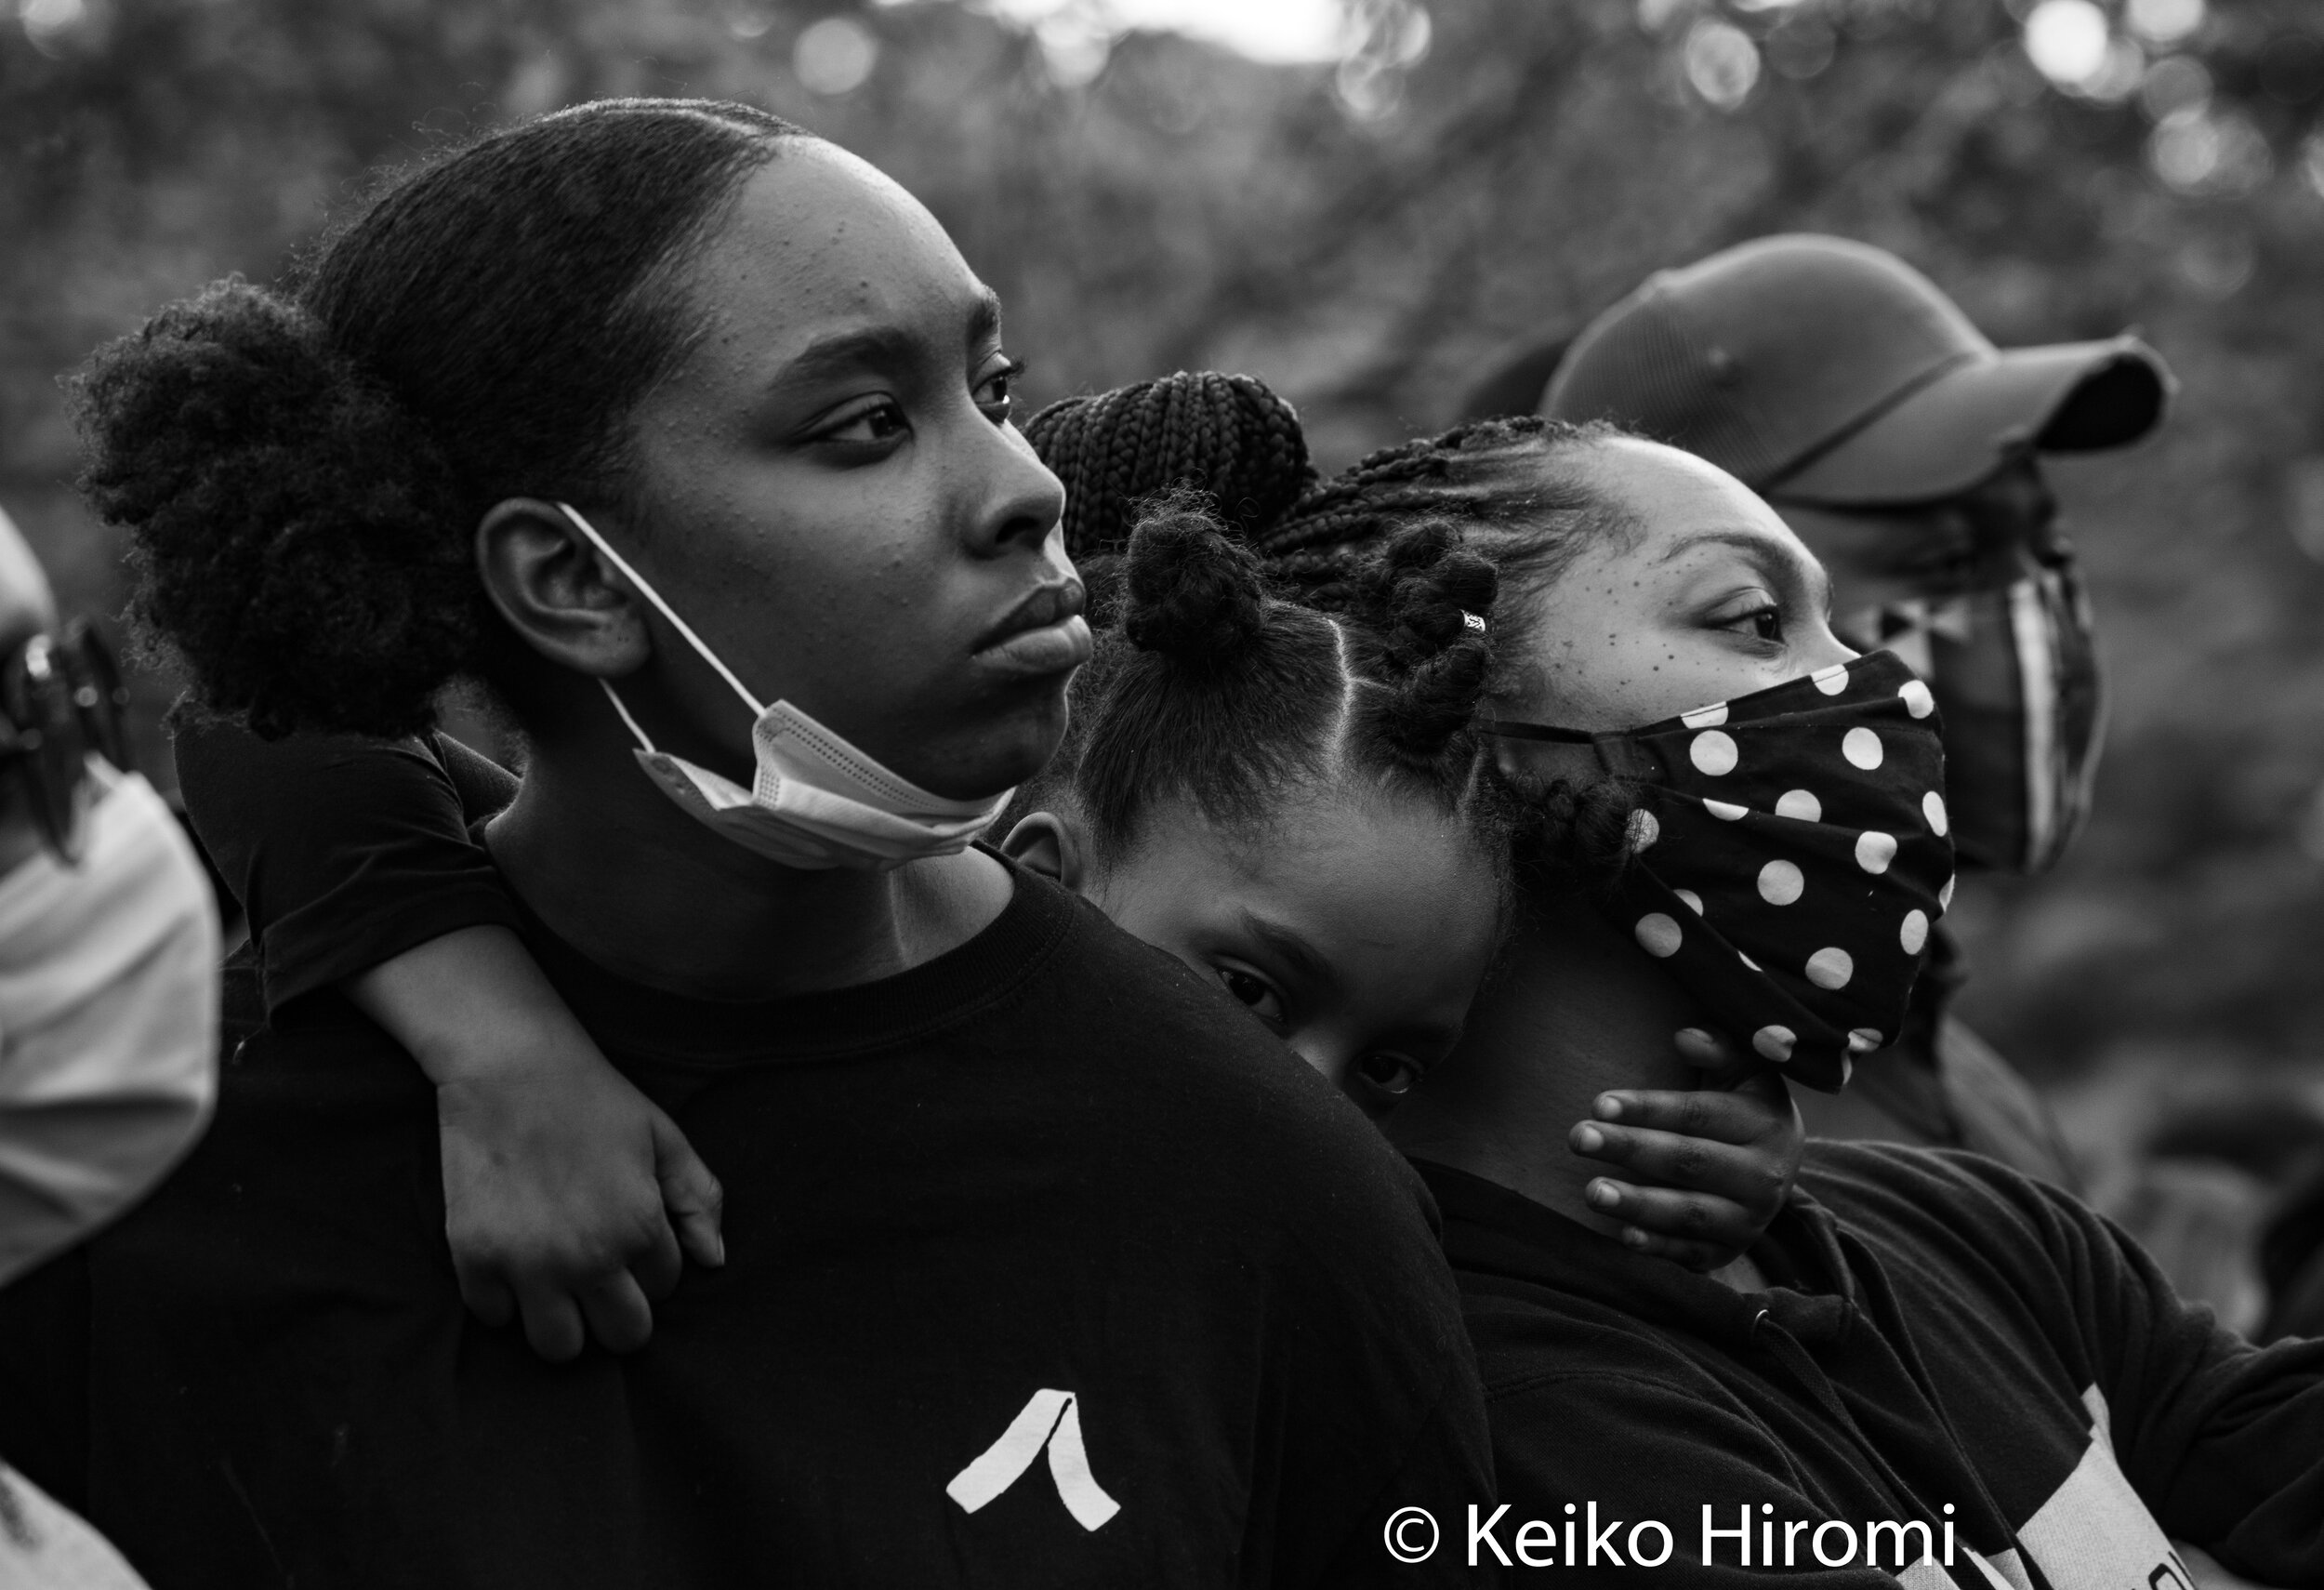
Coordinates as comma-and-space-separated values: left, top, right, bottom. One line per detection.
1, 101, 1507, 1588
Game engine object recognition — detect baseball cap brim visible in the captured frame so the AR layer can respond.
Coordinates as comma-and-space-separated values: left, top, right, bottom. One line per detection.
1769, 336, 2173, 506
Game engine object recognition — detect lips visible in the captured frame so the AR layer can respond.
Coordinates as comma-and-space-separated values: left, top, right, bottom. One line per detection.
973, 580, 1092, 678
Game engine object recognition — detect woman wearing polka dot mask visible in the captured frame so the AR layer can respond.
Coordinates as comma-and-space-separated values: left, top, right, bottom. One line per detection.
1263, 419, 2324, 1589
1484, 600, 1952, 1092
1266, 419, 1954, 1106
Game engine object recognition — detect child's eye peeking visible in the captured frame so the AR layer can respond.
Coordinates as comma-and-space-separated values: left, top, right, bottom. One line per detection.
1216, 966, 1285, 1026
976, 357, 1027, 421
1356, 1052, 1423, 1098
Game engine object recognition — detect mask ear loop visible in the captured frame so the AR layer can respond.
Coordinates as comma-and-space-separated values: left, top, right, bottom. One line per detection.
597, 678, 662, 756
553, 502, 767, 719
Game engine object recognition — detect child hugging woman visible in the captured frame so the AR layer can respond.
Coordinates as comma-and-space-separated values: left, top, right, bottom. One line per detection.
0, 100, 1812, 1589
2, 101, 1512, 1588
159, 368, 1805, 1359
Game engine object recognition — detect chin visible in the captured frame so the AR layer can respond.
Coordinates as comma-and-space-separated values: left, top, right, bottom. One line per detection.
911, 695, 1070, 802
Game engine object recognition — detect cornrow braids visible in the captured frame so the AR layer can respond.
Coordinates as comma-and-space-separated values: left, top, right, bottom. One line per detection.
1258, 415, 1630, 597
1248, 415, 1653, 904
1023, 371, 1316, 558
1017, 502, 1512, 894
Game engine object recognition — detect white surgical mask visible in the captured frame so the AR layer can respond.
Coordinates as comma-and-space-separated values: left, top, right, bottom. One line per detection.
557, 504, 1012, 872
0, 763, 219, 1285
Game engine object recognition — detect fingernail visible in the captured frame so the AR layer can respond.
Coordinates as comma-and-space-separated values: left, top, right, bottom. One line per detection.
1621, 1226, 1648, 1249
1594, 1094, 1624, 1120
1573, 1123, 1604, 1154
1678, 1028, 1713, 1047
1587, 1180, 1620, 1210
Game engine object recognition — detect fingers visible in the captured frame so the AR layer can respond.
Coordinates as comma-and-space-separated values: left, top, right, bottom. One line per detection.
1583, 1175, 1756, 1269
1672, 1026, 1753, 1083
454, 1261, 517, 1331
1571, 1111, 1785, 1227
513, 1281, 588, 1364
1585, 1087, 1784, 1149
651, 1111, 727, 1272
1575, 1118, 1789, 1209
577, 1269, 656, 1357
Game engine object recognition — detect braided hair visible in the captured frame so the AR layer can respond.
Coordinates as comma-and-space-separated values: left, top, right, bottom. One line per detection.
1257, 414, 1633, 617
1023, 371, 1316, 559
1023, 497, 1509, 878
1253, 414, 1656, 898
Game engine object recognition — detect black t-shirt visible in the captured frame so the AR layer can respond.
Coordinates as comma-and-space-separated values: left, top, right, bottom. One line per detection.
1427, 1143, 2324, 1586
22, 834, 1494, 1588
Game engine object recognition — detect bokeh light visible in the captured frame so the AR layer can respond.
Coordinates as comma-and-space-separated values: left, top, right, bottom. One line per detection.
2022, 0, 2109, 88
2150, 104, 2271, 197
793, 16, 879, 96
18, 0, 86, 57
1684, 19, 1760, 112
2126, 0, 2204, 46
2138, 55, 2211, 121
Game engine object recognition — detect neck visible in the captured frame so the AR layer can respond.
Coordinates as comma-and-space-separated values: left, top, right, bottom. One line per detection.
485, 725, 1010, 1003
1389, 894, 1700, 1240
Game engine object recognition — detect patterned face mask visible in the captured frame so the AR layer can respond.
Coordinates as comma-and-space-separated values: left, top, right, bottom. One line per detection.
1841, 563, 2102, 877
1487, 651, 1955, 1093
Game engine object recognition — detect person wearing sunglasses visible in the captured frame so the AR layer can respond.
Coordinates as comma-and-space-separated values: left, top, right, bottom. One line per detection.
1536, 234, 2172, 1187
0, 502, 218, 1587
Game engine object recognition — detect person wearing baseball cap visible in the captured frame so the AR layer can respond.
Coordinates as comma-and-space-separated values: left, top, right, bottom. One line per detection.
1534, 232, 2174, 1186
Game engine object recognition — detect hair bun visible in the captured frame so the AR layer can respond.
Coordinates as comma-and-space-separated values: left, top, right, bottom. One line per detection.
74, 278, 474, 738
1025, 371, 1315, 557
1120, 501, 1268, 667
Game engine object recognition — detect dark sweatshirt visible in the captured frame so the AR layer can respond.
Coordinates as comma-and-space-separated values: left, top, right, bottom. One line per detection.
1421, 1143, 2324, 1587
0, 722, 1499, 1588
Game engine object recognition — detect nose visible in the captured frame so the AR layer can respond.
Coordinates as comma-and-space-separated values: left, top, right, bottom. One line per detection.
964, 414, 1068, 561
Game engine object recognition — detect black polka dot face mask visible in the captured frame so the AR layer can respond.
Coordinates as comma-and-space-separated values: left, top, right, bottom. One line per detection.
1488, 650, 1955, 1093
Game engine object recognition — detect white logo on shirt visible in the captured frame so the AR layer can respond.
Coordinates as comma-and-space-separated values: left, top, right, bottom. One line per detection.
2012, 1387, 2190, 1590
946, 1388, 1121, 1532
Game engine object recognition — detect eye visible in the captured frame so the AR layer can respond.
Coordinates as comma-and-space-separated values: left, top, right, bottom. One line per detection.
816, 398, 909, 447
975, 356, 1027, 422
1214, 965, 1286, 1026
1708, 589, 1786, 645
1355, 1052, 1424, 1099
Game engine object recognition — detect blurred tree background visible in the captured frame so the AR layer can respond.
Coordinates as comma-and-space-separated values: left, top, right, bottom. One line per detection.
5, 0, 2322, 1308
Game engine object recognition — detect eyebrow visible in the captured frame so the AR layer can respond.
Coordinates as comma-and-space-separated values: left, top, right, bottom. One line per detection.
771, 288, 1007, 393
965, 286, 1002, 349
1656, 528, 1832, 616
1236, 909, 1340, 998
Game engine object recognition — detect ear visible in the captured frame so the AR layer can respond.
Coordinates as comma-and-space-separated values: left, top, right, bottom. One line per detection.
999, 810, 1088, 892
475, 498, 652, 679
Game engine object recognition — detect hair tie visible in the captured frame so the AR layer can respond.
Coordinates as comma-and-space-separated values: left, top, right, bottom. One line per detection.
1461, 610, 1487, 632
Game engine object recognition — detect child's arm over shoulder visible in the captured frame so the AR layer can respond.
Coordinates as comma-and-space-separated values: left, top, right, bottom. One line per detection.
352, 924, 724, 1360
170, 709, 517, 1012
171, 709, 722, 1360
